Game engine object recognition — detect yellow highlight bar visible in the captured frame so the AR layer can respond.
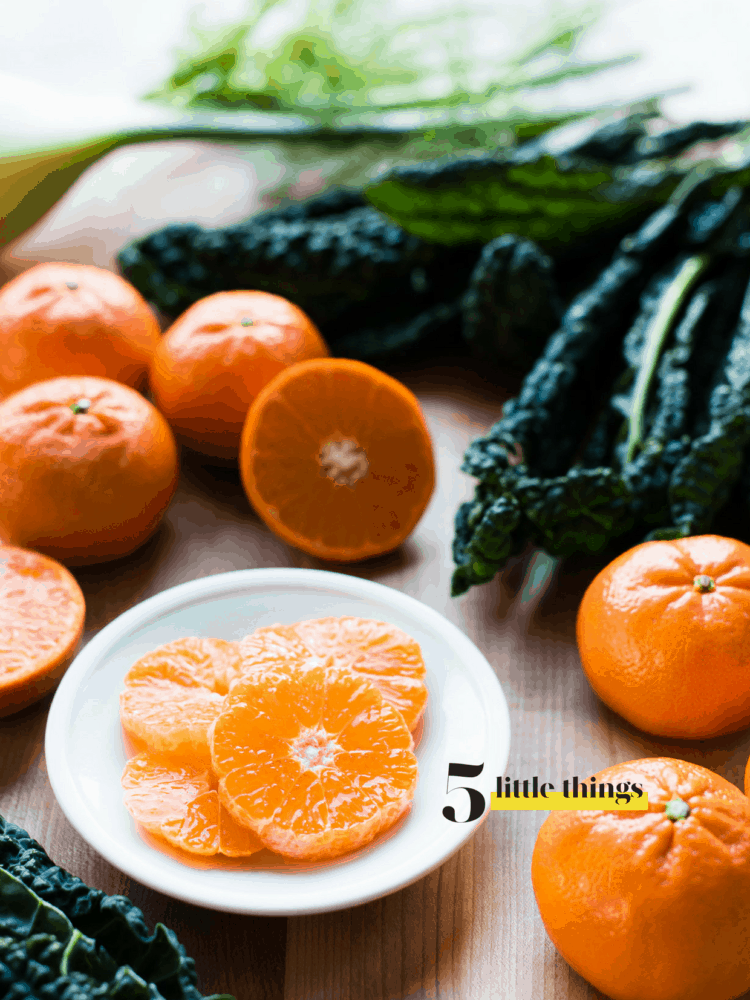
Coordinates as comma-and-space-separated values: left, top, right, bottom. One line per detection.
491, 792, 649, 811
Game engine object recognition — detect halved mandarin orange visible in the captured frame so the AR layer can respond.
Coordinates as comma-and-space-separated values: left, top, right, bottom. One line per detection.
239, 358, 435, 562
122, 750, 262, 857
210, 661, 418, 860
0, 544, 86, 716
119, 637, 243, 757
239, 617, 428, 730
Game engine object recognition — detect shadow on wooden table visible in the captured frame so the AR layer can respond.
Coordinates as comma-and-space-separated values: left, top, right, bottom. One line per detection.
71, 526, 173, 639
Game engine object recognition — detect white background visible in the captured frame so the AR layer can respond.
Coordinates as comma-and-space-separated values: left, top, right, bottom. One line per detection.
2, 0, 749, 122
2, 0, 748, 268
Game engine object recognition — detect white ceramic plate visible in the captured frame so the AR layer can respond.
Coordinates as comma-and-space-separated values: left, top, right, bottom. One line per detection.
45, 568, 510, 915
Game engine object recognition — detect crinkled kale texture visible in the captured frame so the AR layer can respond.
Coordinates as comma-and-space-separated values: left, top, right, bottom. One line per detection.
0, 815, 232, 1000
452, 184, 750, 595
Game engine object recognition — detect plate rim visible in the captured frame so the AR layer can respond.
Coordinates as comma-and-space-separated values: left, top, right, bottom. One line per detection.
45, 566, 511, 915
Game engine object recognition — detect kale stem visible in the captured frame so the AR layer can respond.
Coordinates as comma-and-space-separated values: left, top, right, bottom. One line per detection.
624, 253, 710, 464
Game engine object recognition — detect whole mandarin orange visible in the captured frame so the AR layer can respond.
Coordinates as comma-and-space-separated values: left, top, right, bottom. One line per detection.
149, 290, 329, 460
532, 757, 750, 1000
0, 262, 160, 396
0, 376, 178, 565
577, 534, 750, 738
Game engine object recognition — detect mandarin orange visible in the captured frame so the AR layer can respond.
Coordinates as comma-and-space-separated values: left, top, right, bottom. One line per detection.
239, 616, 428, 730
239, 358, 435, 561
0, 262, 160, 396
122, 750, 262, 857
577, 534, 750, 738
0, 545, 85, 716
532, 757, 750, 1000
149, 290, 329, 460
210, 661, 417, 859
0, 376, 178, 565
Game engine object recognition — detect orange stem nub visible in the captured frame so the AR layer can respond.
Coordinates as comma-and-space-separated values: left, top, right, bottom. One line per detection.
693, 575, 716, 593
665, 798, 690, 822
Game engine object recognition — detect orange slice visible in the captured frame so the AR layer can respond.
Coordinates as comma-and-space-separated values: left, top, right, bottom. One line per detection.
122, 750, 262, 856
293, 617, 427, 730
119, 637, 242, 757
210, 661, 418, 860
0, 544, 86, 716
238, 617, 428, 730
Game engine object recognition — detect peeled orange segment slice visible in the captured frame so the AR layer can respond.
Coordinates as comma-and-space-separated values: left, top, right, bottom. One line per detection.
122, 750, 262, 857
210, 663, 418, 860
237, 624, 319, 677
238, 617, 428, 730
292, 617, 427, 730
119, 637, 240, 756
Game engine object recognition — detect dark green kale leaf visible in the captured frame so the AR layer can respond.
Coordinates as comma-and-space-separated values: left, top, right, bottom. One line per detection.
461, 192, 691, 483
514, 466, 633, 557
0, 868, 155, 1000
0, 816, 231, 1000
461, 234, 561, 368
617, 278, 714, 521
365, 115, 750, 249
452, 186, 750, 595
118, 190, 479, 361
452, 483, 525, 596
665, 276, 750, 534
331, 299, 462, 362
118, 201, 434, 322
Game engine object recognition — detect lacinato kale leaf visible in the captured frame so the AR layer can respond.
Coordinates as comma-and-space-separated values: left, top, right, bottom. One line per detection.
0, 868, 152, 1000
0, 816, 232, 1000
665, 276, 750, 535
365, 116, 750, 248
515, 467, 634, 557
461, 190, 691, 485
461, 234, 561, 368
453, 183, 750, 595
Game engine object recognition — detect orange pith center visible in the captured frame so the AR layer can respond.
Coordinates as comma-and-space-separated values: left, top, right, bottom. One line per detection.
290, 727, 342, 771
319, 438, 369, 487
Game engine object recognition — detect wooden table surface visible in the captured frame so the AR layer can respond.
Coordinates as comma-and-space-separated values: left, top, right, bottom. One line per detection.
4, 143, 750, 1000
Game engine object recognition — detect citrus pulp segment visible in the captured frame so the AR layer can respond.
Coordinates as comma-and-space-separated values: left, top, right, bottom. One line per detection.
122, 750, 262, 857
293, 617, 427, 730
210, 662, 418, 860
238, 617, 428, 730
120, 637, 240, 757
